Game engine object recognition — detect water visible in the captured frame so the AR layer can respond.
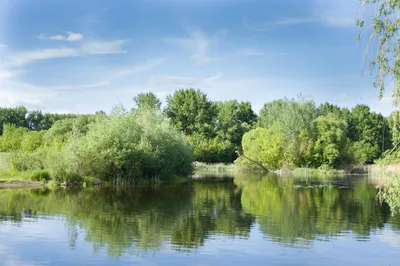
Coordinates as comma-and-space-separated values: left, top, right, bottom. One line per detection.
0, 173, 399, 266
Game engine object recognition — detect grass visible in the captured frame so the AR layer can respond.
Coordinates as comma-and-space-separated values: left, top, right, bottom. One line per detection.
194, 162, 237, 174
292, 167, 348, 177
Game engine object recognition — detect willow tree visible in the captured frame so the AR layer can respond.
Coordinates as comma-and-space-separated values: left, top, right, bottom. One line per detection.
358, 0, 400, 154
357, 0, 399, 102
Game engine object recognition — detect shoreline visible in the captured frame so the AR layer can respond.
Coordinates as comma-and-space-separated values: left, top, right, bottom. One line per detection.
0, 163, 397, 189
0, 180, 46, 189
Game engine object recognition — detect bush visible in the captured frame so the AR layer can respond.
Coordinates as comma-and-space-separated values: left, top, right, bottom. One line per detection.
30, 170, 51, 182
82, 175, 99, 185
49, 107, 193, 183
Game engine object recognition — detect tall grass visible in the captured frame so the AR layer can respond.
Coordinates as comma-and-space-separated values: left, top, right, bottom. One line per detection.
194, 162, 237, 173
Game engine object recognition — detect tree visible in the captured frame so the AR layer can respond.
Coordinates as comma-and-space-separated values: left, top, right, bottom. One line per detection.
258, 97, 317, 143
357, 0, 399, 103
216, 100, 256, 147
349, 104, 391, 162
311, 114, 349, 167
0, 106, 28, 135
133, 92, 162, 110
235, 124, 286, 171
166, 89, 216, 137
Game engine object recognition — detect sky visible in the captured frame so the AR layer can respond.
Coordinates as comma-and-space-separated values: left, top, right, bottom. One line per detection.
0, 0, 395, 115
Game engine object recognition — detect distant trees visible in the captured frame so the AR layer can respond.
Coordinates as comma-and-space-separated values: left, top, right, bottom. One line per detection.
0, 89, 397, 172
237, 99, 393, 171
165, 89, 257, 163
0, 106, 27, 134
133, 92, 162, 110
166, 88, 216, 137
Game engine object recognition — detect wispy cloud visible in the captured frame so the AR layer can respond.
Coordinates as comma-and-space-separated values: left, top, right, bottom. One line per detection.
114, 58, 165, 77
38, 31, 84, 41
81, 40, 127, 55
0, 43, 6, 48
243, 0, 356, 31
146, 73, 223, 89
164, 29, 222, 64
52, 82, 110, 91
4, 38, 128, 67
0, 69, 17, 79
6, 48, 78, 67
243, 17, 318, 31
237, 48, 285, 57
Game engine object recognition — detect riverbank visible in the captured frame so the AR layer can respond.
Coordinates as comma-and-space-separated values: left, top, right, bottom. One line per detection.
0, 180, 45, 188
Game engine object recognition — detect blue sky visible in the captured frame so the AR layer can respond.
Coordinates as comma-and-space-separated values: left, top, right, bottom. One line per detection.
0, 0, 394, 115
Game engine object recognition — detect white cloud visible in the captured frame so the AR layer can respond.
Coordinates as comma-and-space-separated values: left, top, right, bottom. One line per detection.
81, 40, 127, 55
38, 31, 84, 41
3, 39, 127, 67
0, 80, 57, 107
6, 48, 78, 67
0, 43, 6, 48
164, 29, 221, 64
0, 69, 17, 79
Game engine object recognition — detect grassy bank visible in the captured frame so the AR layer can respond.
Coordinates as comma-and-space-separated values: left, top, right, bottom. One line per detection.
193, 162, 237, 173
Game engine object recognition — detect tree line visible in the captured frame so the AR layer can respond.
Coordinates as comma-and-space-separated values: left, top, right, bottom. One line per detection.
0, 89, 398, 178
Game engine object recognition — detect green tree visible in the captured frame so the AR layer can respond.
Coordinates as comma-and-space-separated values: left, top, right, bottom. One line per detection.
258, 97, 317, 143
133, 92, 162, 110
357, 0, 400, 103
216, 100, 256, 147
235, 124, 286, 171
0, 106, 27, 135
311, 114, 349, 167
166, 89, 216, 138
349, 104, 390, 162
0, 124, 28, 151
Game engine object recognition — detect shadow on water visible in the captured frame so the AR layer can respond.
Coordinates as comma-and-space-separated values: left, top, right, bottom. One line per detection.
0, 172, 399, 258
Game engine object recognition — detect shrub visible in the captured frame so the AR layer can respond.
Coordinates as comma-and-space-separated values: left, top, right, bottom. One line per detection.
30, 170, 51, 182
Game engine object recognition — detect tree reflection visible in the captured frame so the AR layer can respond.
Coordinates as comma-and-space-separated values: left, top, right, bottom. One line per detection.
0, 175, 399, 258
235, 173, 397, 247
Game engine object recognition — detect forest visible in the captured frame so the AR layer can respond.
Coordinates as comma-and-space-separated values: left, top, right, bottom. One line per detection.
0, 88, 399, 184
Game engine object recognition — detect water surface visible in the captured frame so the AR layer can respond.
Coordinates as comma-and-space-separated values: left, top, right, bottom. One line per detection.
0, 173, 399, 265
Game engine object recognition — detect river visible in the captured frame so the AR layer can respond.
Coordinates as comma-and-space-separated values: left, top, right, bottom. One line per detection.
0, 172, 399, 265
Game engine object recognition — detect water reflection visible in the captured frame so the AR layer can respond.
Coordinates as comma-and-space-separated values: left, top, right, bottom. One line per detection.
0, 173, 399, 258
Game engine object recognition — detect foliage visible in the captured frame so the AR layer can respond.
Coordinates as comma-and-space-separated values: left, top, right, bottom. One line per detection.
0, 124, 28, 151
166, 88, 216, 137
30, 170, 51, 182
357, 0, 400, 103
133, 92, 162, 110
0, 106, 27, 135
379, 174, 400, 215
308, 113, 349, 168
188, 134, 236, 163
235, 124, 287, 171
258, 96, 317, 142
56, 107, 194, 183
215, 100, 256, 147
